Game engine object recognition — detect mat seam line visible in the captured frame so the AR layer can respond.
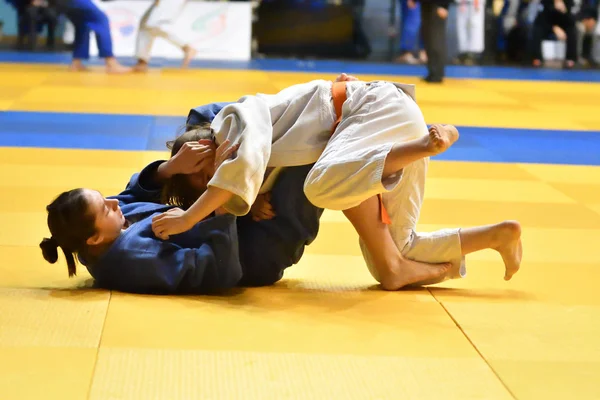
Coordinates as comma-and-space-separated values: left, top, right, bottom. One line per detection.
85, 290, 112, 400
428, 288, 519, 400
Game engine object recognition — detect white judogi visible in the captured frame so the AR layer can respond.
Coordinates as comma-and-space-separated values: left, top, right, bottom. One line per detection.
456, 0, 486, 54
209, 80, 465, 285
136, 0, 189, 62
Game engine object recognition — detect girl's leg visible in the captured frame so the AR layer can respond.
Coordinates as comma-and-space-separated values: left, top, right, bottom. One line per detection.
397, 0, 420, 63
144, 0, 195, 68
133, 5, 155, 72
303, 83, 457, 289
458, 221, 522, 280
152, 24, 196, 68
133, 27, 154, 72
382, 124, 458, 178
71, 20, 90, 71
343, 196, 450, 290
77, 0, 129, 73
305, 83, 458, 211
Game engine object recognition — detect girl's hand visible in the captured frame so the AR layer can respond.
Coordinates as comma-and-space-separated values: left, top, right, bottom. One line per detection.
152, 208, 194, 240
214, 139, 240, 170
250, 192, 276, 221
165, 140, 216, 176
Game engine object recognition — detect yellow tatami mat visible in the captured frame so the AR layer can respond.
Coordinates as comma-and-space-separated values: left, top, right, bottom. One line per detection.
1, 146, 599, 399
1, 64, 599, 399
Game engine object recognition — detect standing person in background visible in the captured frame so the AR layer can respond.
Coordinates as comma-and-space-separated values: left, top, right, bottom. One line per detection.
396, 0, 427, 64
456, 0, 486, 64
576, 0, 598, 67
529, 0, 578, 68
132, 0, 197, 72
13, 0, 59, 50
419, 0, 451, 82
55, 0, 129, 73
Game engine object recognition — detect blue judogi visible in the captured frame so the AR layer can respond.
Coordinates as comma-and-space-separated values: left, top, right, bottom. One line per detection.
58, 0, 114, 59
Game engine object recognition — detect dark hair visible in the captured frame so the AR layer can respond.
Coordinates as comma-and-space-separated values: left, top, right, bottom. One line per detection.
161, 123, 214, 210
40, 189, 97, 277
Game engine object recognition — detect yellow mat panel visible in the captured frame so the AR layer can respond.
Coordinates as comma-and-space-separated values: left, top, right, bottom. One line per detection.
0, 348, 97, 400
90, 348, 513, 400
430, 297, 600, 400
100, 258, 472, 358
0, 288, 109, 347
0, 246, 93, 289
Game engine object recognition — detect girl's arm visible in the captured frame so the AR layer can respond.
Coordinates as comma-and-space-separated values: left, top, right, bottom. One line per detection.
207, 96, 273, 216
151, 140, 240, 239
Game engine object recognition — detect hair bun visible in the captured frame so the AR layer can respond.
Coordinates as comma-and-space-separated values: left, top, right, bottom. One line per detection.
40, 237, 59, 264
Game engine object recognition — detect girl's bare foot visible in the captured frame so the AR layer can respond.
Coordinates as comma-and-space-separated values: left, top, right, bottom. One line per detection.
426, 124, 459, 155
105, 57, 131, 74
132, 60, 149, 73
182, 46, 197, 69
395, 53, 419, 64
69, 60, 89, 72
492, 220, 523, 280
380, 258, 451, 290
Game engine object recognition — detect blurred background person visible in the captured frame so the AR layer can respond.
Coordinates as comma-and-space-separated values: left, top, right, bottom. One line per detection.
455, 0, 486, 64
529, 0, 578, 68
132, 0, 198, 73
396, 0, 427, 64
419, 0, 451, 82
9, 0, 58, 50
576, 0, 598, 67
55, 0, 129, 73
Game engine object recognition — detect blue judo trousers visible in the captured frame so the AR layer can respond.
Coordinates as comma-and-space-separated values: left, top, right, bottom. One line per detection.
60, 0, 114, 59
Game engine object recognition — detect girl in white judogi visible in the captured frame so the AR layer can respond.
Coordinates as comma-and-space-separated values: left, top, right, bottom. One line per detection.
133, 0, 196, 72
152, 78, 522, 290
456, 0, 486, 62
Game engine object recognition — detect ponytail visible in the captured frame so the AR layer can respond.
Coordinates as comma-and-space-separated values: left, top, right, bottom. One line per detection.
39, 237, 78, 277
42, 189, 97, 277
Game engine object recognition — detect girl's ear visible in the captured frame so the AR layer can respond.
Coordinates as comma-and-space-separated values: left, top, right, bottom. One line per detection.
86, 232, 103, 246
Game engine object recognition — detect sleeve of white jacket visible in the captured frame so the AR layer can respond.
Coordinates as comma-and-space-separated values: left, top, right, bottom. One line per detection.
208, 96, 273, 216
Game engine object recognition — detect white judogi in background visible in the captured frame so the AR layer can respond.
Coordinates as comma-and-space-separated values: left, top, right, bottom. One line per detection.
209, 80, 465, 285
456, 0, 486, 55
136, 0, 189, 62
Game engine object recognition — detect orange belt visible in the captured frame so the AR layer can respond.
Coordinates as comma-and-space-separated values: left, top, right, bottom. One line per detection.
331, 81, 391, 225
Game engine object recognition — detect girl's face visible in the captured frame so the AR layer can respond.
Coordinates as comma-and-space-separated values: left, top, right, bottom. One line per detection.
83, 189, 126, 246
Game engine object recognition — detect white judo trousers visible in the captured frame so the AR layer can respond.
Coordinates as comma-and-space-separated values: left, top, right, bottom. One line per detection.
304, 82, 466, 285
456, 0, 486, 54
136, 0, 188, 62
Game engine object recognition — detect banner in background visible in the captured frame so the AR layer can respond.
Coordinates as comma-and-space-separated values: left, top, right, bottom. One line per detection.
63, 0, 252, 61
